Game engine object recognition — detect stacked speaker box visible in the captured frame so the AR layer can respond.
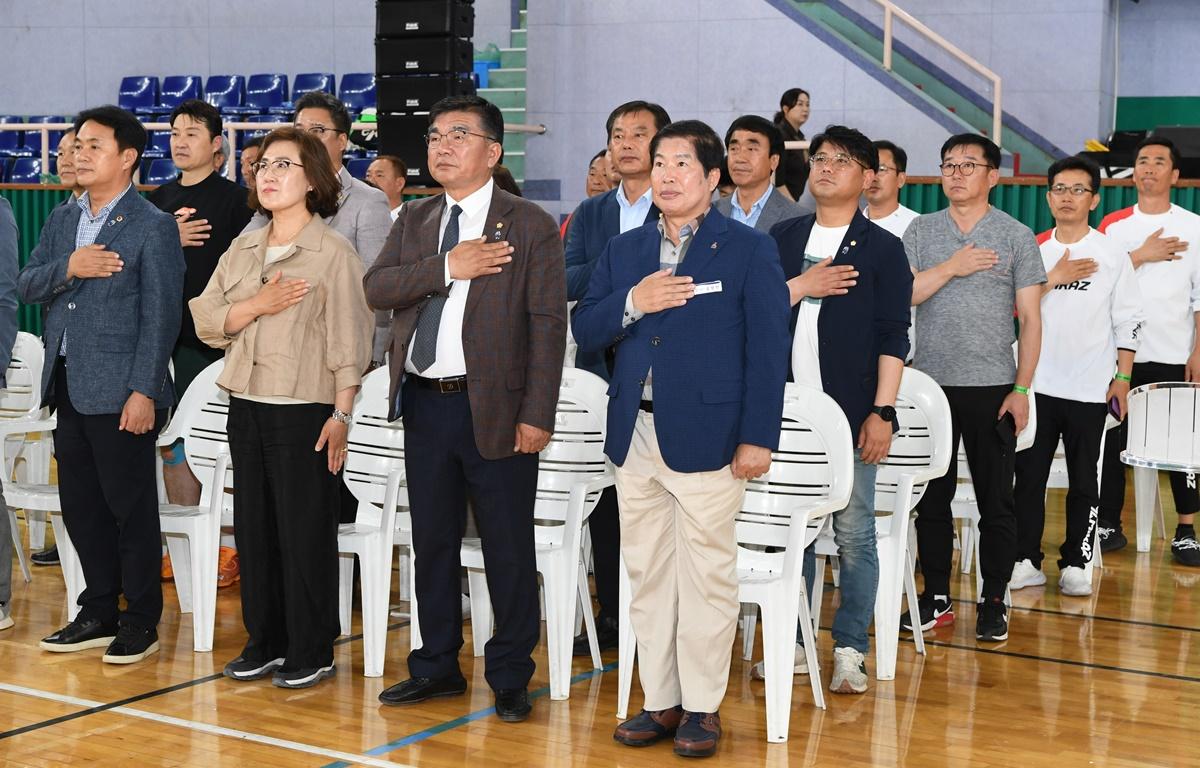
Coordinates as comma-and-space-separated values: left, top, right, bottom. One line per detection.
376, 0, 477, 186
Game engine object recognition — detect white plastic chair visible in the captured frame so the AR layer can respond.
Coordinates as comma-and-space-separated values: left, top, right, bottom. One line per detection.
338, 368, 401, 678
810, 368, 952, 681
462, 368, 612, 700
1121, 382, 1200, 552
616, 384, 855, 743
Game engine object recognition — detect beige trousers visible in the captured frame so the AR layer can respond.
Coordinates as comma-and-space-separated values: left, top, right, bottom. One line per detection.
615, 411, 747, 713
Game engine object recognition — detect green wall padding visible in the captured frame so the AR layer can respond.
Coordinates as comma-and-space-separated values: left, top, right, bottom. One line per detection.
1115, 97, 1200, 132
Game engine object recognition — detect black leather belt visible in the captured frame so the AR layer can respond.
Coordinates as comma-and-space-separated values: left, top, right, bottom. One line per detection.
410, 375, 468, 394
639, 400, 654, 413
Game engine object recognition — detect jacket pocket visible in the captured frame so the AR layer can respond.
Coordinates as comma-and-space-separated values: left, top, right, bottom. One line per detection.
506, 369, 526, 391
702, 382, 742, 404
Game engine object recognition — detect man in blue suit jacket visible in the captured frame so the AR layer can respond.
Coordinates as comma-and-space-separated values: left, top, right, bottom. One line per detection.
761, 126, 912, 695
18, 106, 184, 664
573, 121, 789, 758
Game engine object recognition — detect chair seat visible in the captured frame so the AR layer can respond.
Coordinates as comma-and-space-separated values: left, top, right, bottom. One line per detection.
338, 521, 384, 540
6, 483, 60, 511
159, 503, 206, 521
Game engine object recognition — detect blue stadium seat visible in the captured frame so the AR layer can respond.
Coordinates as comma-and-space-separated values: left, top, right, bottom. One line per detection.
345, 157, 372, 180
244, 74, 288, 114
268, 72, 336, 116
141, 129, 172, 160
6, 157, 42, 183
143, 158, 178, 185
238, 114, 278, 149
0, 116, 32, 158
205, 75, 251, 114
160, 75, 203, 110
119, 76, 160, 115
339, 73, 376, 111
23, 115, 68, 156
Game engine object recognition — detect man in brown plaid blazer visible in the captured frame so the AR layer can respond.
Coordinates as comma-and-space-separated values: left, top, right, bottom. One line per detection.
363, 96, 566, 722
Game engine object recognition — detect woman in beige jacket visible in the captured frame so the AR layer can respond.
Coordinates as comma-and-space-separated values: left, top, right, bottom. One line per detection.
190, 127, 372, 689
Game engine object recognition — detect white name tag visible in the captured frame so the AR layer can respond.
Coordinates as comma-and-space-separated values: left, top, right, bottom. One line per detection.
694, 280, 723, 295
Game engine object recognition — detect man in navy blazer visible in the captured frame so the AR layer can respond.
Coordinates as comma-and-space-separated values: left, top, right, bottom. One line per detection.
18, 106, 184, 664
573, 121, 789, 757
764, 126, 912, 695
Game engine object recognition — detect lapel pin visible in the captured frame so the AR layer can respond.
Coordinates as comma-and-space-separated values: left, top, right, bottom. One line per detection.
496, 221, 504, 228
850, 240, 856, 246
107, 219, 116, 226
710, 242, 718, 250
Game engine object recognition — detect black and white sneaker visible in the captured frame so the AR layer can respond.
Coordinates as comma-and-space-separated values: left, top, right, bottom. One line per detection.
31, 546, 59, 566
40, 616, 117, 652
224, 655, 286, 681
272, 664, 336, 689
1171, 534, 1200, 567
102, 624, 160, 664
899, 594, 954, 632
1098, 526, 1127, 553
975, 597, 1009, 642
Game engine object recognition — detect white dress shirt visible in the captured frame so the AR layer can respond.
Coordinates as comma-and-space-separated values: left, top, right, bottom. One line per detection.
616, 181, 653, 233
404, 179, 495, 378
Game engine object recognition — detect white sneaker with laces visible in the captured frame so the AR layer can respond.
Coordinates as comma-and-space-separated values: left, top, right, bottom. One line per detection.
1058, 566, 1093, 596
749, 642, 808, 680
1009, 558, 1047, 590
830, 647, 868, 694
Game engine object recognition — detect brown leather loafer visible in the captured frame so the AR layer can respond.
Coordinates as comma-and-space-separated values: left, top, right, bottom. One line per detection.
613, 706, 684, 747
674, 710, 722, 758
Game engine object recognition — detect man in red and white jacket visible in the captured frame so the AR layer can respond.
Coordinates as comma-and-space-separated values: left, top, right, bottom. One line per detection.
1012, 155, 1144, 596
1097, 136, 1200, 567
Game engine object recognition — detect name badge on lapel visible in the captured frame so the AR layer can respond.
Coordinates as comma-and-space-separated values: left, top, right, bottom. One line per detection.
694, 280, 723, 295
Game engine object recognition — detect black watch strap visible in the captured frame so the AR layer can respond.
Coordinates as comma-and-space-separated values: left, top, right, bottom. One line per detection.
871, 405, 897, 422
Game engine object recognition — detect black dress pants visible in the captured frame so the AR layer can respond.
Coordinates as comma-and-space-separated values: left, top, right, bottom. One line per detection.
52, 360, 166, 630
1100, 361, 1200, 529
1014, 393, 1107, 569
586, 486, 620, 621
915, 384, 1018, 600
402, 382, 540, 691
226, 398, 341, 670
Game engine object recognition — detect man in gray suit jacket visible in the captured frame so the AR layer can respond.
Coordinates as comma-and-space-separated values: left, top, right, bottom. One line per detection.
18, 106, 184, 664
0, 196, 18, 631
715, 115, 811, 232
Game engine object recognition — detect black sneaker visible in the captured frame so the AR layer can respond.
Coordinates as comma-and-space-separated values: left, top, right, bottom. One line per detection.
1171, 534, 1200, 567
31, 546, 59, 566
39, 616, 117, 652
975, 597, 1009, 642
899, 594, 954, 632
573, 614, 618, 656
1098, 526, 1127, 553
224, 655, 286, 681
272, 664, 336, 689
102, 624, 160, 664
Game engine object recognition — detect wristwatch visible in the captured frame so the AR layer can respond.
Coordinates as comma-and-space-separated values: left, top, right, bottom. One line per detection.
871, 405, 897, 423
331, 408, 352, 425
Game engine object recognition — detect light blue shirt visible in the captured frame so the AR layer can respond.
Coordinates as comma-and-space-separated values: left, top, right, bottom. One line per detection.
615, 182, 653, 234
728, 185, 773, 229
62, 183, 134, 355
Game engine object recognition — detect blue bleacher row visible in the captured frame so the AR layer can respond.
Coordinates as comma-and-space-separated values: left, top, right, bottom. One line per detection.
119, 73, 376, 118
0, 152, 384, 186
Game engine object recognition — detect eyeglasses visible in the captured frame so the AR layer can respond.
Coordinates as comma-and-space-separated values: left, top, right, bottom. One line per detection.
939, 161, 993, 177
876, 164, 901, 175
425, 128, 498, 148
1048, 183, 1095, 197
252, 158, 304, 177
295, 125, 343, 137
808, 152, 864, 171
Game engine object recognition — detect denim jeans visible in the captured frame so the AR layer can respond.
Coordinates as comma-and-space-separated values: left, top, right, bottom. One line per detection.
799, 454, 879, 654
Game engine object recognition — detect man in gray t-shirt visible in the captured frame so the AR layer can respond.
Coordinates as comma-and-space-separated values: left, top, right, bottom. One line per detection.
899, 134, 1046, 645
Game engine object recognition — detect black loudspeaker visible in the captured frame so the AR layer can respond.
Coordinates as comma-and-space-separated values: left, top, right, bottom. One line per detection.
377, 37, 473, 76
378, 113, 436, 185
376, 0, 474, 38
378, 74, 475, 114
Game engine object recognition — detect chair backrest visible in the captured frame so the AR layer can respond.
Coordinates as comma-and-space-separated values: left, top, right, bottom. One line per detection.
293, 72, 335, 97
0, 332, 45, 420
238, 113, 278, 148
145, 158, 178, 185
737, 384, 854, 551
147, 130, 172, 153
339, 73, 376, 110
346, 157, 372, 180
875, 367, 953, 514
23, 116, 67, 154
118, 76, 159, 111
204, 75, 246, 109
244, 74, 288, 109
1125, 382, 1200, 468
0, 116, 20, 151
7, 158, 41, 183
169, 360, 233, 504
345, 369, 406, 529
160, 75, 203, 108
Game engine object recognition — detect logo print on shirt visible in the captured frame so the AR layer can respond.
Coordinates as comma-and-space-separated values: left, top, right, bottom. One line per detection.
1053, 280, 1091, 291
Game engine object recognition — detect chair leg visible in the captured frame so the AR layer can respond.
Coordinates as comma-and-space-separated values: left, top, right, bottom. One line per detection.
741, 603, 758, 661
905, 542, 925, 656
796, 581, 825, 711
810, 554, 828, 636
467, 568, 492, 657
408, 552, 422, 652
759, 595, 797, 743
52, 513, 84, 622
615, 558, 635, 721
359, 546, 387, 678
542, 569, 570, 701
26, 509, 47, 553
189, 523, 218, 653
397, 544, 411, 602
578, 560, 601, 669
8, 507, 31, 583
166, 534, 193, 615
874, 545, 899, 682
1133, 467, 1158, 553
337, 554, 355, 637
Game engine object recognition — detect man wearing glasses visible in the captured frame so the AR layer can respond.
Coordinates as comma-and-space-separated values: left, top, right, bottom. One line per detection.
1097, 136, 1200, 566
900, 133, 1045, 643
365, 96, 566, 722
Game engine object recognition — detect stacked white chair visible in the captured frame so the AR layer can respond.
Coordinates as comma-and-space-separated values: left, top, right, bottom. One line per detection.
616, 384, 854, 743
0, 332, 53, 582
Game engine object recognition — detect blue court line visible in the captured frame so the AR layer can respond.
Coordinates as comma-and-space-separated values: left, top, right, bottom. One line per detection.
322, 660, 619, 767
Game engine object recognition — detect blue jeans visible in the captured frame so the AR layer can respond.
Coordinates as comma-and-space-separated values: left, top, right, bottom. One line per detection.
800, 454, 879, 654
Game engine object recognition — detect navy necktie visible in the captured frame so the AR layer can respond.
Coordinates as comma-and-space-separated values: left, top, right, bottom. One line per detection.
410, 204, 462, 372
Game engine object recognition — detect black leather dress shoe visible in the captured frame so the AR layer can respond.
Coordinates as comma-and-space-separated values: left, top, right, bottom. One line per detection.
378, 675, 467, 706
573, 614, 618, 656
39, 616, 117, 652
495, 687, 532, 722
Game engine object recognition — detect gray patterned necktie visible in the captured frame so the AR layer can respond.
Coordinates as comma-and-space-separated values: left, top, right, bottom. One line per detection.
410, 204, 462, 372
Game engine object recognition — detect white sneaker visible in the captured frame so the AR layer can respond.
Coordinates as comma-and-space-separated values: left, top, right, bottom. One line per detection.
0, 602, 12, 631
749, 643, 809, 680
1058, 566, 1092, 596
1009, 558, 1047, 590
830, 647, 868, 694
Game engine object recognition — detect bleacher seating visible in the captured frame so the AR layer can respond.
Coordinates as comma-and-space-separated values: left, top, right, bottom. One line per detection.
244, 74, 289, 114
205, 75, 250, 115
238, 114, 277, 149
119, 76, 159, 115
22, 116, 68, 156
0, 116, 32, 158
6, 158, 42, 184
143, 158, 178, 185
142, 130, 172, 160
160, 75, 203, 111
346, 157, 373, 181
269, 72, 337, 116
339, 73, 377, 112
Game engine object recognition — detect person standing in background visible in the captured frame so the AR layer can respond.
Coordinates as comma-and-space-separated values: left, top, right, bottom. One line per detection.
774, 88, 811, 202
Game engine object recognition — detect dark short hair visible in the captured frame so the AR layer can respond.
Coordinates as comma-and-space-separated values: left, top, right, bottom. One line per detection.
605, 101, 672, 140
247, 127, 341, 218
590, 148, 607, 163
72, 105, 147, 168
873, 140, 907, 173
169, 99, 222, 139
373, 154, 408, 177
810, 125, 878, 172
724, 115, 784, 157
773, 87, 809, 123
941, 133, 1002, 170
294, 91, 352, 134
243, 134, 264, 152
428, 95, 504, 145
1136, 135, 1182, 170
649, 120, 725, 176
1046, 154, 1101, 193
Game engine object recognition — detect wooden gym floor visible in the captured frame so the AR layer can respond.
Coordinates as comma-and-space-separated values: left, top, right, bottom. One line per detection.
0, 479, 1196, 767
